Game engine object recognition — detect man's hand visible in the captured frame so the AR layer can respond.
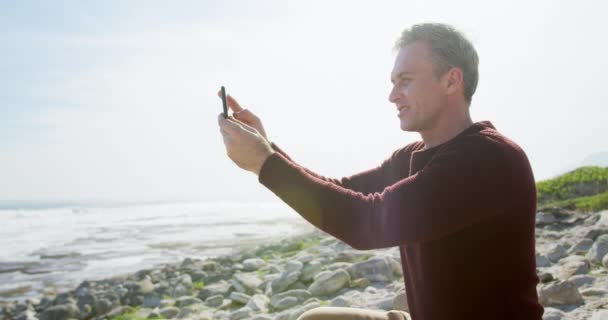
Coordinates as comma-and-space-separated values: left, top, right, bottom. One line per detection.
218, 114, 275, 176
217, 90, 268, 140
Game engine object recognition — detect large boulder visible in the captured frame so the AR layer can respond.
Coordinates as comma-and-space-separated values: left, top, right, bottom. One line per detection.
300, 260, 323, 282
39, 303, 80, 320
198, 280, 231, 300
586, 234, 608, 264
270, 289, 311, 310
232, 272, 262, 294
308, 269, 351, 297
538, 280, 584, 306
242, 258, 266, 271
546, 244, 567, 263
554, 256, 590, 280
246, 294, 269, 313
542, 307, 566, 320
567, 238, 594, 255
346, 257, 395, 283
271, 271, 301, 295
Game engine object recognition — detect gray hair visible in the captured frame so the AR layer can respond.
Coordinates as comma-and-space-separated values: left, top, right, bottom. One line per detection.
394, 23, 479, 104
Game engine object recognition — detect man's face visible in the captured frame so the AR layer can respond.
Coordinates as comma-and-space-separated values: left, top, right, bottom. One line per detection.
389, 41, 448, 133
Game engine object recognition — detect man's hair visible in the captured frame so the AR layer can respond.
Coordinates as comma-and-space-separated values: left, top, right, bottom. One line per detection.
394, 23, 479, 104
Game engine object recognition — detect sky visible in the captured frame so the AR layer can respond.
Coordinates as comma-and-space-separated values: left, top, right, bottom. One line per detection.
1, 0, 607, 205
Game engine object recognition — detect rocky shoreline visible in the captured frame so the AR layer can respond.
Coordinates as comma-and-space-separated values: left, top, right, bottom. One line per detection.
3, 209, 608, 320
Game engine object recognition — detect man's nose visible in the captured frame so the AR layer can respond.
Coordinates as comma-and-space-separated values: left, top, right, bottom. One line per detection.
388, 85, 399, 104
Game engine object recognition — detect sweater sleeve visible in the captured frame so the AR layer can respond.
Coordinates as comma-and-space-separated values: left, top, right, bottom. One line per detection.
270, 142, 400, 195
259, 137, 510, 249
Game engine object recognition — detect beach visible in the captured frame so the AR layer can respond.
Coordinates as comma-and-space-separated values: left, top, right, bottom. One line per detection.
0, 202, 312, 303
3, 205, 608, 319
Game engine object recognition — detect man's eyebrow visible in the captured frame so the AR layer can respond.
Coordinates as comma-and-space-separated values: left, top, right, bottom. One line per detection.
390, 72, 413, 83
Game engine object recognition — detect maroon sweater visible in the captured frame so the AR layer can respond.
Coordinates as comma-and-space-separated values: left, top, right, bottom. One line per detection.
258, 121, 544, 320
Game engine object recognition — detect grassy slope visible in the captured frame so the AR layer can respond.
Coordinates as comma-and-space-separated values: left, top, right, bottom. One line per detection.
536, 166, 608, 212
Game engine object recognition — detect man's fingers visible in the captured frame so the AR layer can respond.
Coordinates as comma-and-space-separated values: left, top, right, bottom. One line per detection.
231, 117, 259, 134
226, 95, 244, 113
216, 90, 244, 113
218, 114, 256, 135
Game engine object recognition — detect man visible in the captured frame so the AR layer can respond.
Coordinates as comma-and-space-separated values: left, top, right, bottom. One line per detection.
217, 23, 544, 320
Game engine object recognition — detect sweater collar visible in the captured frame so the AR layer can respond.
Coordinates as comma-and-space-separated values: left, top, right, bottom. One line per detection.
413, 120, 495, 154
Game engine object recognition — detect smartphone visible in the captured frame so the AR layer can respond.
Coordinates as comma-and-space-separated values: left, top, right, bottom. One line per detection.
220, 86, 228, 118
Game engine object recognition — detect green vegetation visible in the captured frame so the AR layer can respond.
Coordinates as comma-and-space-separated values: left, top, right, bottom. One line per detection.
257, 268, 268, 278
281, 238, 322, 258
109, 307, 165, 320
540, 191, 608, 213
353, 254, 373, 263
536, 166, 608, 212
192, 281, 205, 290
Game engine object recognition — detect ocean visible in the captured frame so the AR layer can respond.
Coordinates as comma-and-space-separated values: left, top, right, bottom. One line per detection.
0, 201, 312, 302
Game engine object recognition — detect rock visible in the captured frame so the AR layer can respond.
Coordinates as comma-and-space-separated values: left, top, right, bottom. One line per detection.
271, 271, 301, 294
370, 296, 394, 311
251, 315, 273, 320
158, 306, 180, 318
159, 298, 175, 308
245, 294, 269, 313
95, 298, 113, 315
330, 296, 351, 307
580, 287, 608, 296
555, 256, 590, 280
351, 278, 370, 288
591, 310, 608, 320
567, 238, 594, 255
325, 262, 353, 271
538, 280, 584, 306
538, 271, 554, 283
270, 289, 311, 310
139, 278, 154, 293
76, 292, 96, 316
170, 274, 193, 298
603, 253, 608, 269
39, 303, 80, 320
546, 244, 567, 263
567, 275, 596, 288
14, 309, 37, 320
232, 272, 262, 294
285, 260, 303, 273
143, 292, 163, 308
286, 281, 307, 291
198, 280, 231, 300
584, 228, 608, 241
204, 294, 224, 307
586, 234, 608, 264
536, 212, 556, 226
229, 307, 252, 320
175, 296, 203, 307
536, 253, 551, 267
309, 269, 351, 296
347, 257, 394, 283
202, 261, 219, 272
392, 290, 408, 311
300, 260, 323, 282
594, 210, 608, 227
103, 306, 131, 319
295, 253, 314, 263
189, 270, 208, 282
229, 292, 251, 304
272, 296, 298, 310
177, 306, 196, 318
242, 258, 266, 271
542, 307, 566, 320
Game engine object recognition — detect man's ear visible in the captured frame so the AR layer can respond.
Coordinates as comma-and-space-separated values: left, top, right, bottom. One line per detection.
443, 67, 464, 96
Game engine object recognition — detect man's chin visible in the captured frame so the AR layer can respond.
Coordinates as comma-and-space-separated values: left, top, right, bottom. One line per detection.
400, 122, 415, 132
